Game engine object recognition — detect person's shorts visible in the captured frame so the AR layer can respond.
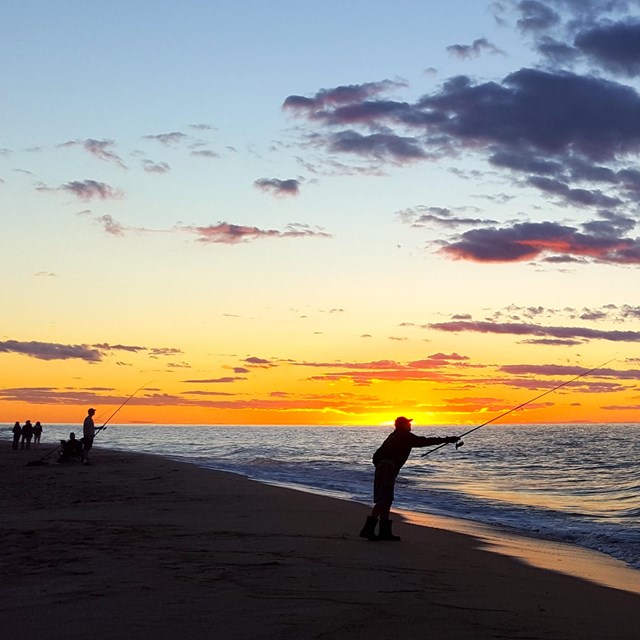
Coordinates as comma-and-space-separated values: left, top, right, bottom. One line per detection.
373, 461, 397, 507
83, 436, 94, 451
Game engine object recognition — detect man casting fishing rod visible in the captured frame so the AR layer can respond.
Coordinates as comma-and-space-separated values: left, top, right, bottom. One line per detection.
360, 417, 459, 541
360, 359, 613, 541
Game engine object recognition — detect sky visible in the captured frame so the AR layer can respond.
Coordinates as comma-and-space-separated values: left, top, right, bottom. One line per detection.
3, 0, 640, 427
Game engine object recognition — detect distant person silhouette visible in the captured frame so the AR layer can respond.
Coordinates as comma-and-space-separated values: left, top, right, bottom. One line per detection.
33, 421, 43, 447
21, 420, 34, 449
360, 417, 459, 541
12, 422, 21, 450
82, 408, 96, 465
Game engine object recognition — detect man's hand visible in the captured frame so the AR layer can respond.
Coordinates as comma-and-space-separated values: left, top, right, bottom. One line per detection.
445, 436, 460, 444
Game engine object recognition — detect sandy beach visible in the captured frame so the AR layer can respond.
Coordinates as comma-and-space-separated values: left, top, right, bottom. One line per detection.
2, 442, 639, 640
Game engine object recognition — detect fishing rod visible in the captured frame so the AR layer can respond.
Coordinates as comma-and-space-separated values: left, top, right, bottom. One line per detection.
26, 380, 152, 466
421, 358, 615, 458
93, 379, 154, 435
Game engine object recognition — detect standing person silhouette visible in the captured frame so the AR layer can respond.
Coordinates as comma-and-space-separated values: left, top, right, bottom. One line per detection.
12, 422, 21, 450
82, 408, 96, 465
360, 417, 459, 541
21, 420, 34, 449
33, 421, 43, 447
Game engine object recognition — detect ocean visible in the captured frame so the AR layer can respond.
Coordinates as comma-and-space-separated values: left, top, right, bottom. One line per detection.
14, 422, 640, 573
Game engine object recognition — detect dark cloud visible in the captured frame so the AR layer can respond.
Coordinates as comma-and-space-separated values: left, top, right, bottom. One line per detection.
254, 178, 301, 196
575, 20, 640, 77
516, 0, 561, 32
327, 130, 427, 163
0, 340, 102, 362
428, 319, 640, 342
283, 80, 407, 112
284, 65, 640, 224
421, 69, 640, 162
447, 38, 505, 59
439, 215, 640, 264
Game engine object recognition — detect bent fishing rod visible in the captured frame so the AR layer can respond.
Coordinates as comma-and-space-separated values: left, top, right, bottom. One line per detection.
421, 358, 615, 458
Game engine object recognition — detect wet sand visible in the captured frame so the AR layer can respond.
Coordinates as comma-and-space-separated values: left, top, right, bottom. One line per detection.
2, 443, 639, 640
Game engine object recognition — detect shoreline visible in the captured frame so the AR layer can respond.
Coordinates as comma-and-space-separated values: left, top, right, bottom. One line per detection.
249, 474, 640, 595
3, 443, 639, 639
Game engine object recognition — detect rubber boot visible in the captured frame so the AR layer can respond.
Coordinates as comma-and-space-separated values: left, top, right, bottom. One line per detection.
378, 519, 401, 541
359, 516, 379, 541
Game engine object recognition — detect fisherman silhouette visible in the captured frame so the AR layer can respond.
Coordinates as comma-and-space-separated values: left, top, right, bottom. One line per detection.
360, 417, 459, 541
82, 408, 96, 465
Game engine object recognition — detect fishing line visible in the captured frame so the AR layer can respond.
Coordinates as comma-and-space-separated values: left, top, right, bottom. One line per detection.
94, 379, 154, 435
421, 358, 616, 458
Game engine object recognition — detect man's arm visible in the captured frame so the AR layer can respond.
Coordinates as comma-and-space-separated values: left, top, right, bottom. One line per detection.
412, 434, 460, 447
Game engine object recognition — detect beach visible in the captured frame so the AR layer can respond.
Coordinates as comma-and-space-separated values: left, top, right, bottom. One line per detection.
2, 443, 639, 640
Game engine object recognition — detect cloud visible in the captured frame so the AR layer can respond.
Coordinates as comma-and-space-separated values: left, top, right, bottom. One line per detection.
142, 132, 189, 145
428, 319, 640, 343
254, 178, 301, 196
97, 214, 126, 236
190, 149, 219, 158
185, 222, 332, 244
438, 217, 640, 264
142, 159, 171, 173
93, 343, 146, 353
244, 356, 276, 367
327, 130, 427, 163
181, 377, 246, 383
447, 38, 505, 59
43, 180, 123, 200
0, 340, 102, 362
283, 6, 640, 242
283, 80, 407, 112
287, 65, 640, 175
397, 205, 497, 228
60, 138, 126, 168
149, 347, 183, 357
574, 20, 640, 77
516, 1, 561, 32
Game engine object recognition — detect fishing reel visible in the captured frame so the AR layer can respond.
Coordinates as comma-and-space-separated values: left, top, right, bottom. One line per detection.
455, 439, 464, 449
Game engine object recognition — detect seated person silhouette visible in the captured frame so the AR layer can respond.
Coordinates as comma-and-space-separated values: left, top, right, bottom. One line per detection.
58, 432, 84, 463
